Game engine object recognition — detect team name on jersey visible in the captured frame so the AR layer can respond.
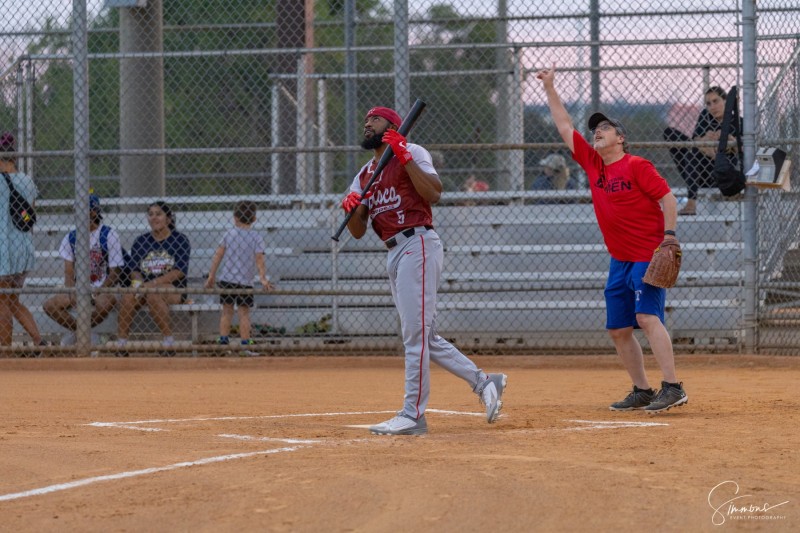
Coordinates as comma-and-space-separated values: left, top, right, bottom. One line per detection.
368, 186, 402, 214
141, 251, 176, 276
595, 174, 633, 194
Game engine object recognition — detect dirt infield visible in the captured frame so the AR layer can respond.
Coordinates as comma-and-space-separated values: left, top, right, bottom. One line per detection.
0, 355, 797, 532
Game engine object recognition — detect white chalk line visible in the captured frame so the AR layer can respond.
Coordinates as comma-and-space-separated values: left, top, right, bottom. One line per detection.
88, 422, 165, 432
85, 408, 487, 432
3, 412, 658, 503
0, 447, 302, 503
217, 434, 320, 444
84, 409, 400, 431
564, 419, 669, 431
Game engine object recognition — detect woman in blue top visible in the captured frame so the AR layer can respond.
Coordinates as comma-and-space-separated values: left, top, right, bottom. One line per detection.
0, 132, 44, 350
116, 201, 191, 355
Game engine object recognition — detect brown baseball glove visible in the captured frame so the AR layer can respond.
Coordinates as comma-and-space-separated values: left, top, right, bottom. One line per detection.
642, 236, 682, 288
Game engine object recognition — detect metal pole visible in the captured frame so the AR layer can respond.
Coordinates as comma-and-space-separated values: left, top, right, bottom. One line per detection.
393, 0, 410, 115
742, 0, 758, 353
589, 0, 601, 112
119, 0, 166, 199
296, 55, 308, 194
317, 79, 330, 194
72, 0, 92, 354
270, 84, 280, 194
344, 0, 357, 180
496, 0, 512, 190
25, 61, 34, 178
510, 48, 525, 192
15, 64, 25, 174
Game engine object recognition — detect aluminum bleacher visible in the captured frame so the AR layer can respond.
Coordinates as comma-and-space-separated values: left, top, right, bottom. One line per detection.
19, 191, 745, 351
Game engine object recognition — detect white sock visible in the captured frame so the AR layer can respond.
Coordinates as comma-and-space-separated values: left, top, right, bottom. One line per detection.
163, 336, 175, 347
116, 338, 128, 346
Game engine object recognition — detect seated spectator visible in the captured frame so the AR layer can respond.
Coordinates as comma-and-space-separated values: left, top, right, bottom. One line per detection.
43, 194, 124, 346
462, 175, 490, 193
663, 86, 742, 215
460, 175, 490, 206
0, 131, 45, 353
116, 201, 191, 356
531, 153, 579, 191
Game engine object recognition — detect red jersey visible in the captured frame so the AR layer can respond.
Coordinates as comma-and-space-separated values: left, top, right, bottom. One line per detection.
349, 143, 435, 241
572, 130, 671, 262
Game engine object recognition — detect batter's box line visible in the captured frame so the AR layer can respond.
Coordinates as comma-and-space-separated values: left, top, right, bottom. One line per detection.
85, 408, 487, 432
0, 447, 305, 503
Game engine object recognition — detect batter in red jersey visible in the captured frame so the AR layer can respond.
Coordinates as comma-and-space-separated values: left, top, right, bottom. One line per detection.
341, 106, 507, 435
536, 64, 688, 413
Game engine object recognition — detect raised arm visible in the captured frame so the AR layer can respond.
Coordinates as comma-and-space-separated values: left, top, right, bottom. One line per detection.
535, 64, 576, 153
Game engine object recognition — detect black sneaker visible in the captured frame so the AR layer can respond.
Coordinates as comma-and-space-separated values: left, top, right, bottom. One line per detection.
609, 385, 656, 411
644, 382, 688, 413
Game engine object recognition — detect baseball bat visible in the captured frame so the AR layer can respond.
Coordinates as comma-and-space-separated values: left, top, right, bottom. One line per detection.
331, 99, 427, 241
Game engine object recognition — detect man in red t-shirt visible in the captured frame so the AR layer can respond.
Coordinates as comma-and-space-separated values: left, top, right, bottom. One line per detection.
536, 65, 688, 413
341, 106, 507, 435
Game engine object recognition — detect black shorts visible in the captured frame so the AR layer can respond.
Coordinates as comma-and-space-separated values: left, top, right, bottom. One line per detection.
218, 281, 254, 308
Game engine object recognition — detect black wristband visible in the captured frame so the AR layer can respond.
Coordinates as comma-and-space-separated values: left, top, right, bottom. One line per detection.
664, 230, 676, 236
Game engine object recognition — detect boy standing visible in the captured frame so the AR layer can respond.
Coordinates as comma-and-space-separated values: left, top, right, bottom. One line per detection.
205, 201, 273, 355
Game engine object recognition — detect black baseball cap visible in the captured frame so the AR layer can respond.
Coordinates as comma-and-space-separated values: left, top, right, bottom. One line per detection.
587, 112, 627, 136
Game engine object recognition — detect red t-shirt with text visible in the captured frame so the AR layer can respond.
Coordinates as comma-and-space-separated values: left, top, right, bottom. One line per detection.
572, 130, 671, 262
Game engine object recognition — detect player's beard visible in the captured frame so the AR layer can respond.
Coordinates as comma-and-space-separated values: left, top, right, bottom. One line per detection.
361, 126, 387, 150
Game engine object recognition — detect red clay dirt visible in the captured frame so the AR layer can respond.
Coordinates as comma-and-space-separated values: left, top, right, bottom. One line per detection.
0, 354, 797, 532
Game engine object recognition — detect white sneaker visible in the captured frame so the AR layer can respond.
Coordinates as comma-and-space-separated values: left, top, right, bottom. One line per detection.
369, 413, 427, 435
479, 373, 508, 423
60, 332, 77, 347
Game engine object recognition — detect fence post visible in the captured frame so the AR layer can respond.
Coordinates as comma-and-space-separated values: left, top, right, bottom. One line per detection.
25, 60, 34, 179
271, 84, 281, 194
15, 64, 25, 175
317, 79, 331, 194
742, 0, 759, 353
72, 0, 92, 353
510, 47, 525, 192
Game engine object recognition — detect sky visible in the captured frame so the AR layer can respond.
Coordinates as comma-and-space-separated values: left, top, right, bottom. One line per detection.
2, 1, 798, 107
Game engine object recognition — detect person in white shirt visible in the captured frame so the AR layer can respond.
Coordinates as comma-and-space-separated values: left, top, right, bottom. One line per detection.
43, 194, 125, 346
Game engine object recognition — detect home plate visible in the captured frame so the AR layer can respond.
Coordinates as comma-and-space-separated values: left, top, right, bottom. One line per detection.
344, 424, 375, 429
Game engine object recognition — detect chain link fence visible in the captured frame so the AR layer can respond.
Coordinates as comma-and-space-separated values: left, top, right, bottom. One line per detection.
1, 0, 798, 356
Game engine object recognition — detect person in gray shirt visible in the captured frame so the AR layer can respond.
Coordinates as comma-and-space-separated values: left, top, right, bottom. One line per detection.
205, 201, 273, 354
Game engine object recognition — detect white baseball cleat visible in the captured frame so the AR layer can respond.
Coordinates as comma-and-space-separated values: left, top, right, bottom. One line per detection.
480, 373, 508, 423
369, 413, 427, 435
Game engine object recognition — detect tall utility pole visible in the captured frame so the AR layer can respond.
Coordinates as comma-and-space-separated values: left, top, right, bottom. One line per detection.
119, 0, 165, 198
275, 0, 314, 194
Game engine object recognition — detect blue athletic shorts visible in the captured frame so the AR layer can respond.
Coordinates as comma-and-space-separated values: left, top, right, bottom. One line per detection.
604, 257, 666, 329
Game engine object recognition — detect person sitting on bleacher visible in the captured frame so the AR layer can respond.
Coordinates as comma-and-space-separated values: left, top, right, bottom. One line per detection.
43, 194, 124, 347
531, 153, 580, 191
663, 86, 742, 215
115, 201, 191, 357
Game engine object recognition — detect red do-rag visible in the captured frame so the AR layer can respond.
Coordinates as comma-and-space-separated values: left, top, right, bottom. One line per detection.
365, 107, 402, 128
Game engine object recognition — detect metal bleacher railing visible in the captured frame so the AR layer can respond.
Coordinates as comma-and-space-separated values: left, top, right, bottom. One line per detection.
15, 190, 745, 356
